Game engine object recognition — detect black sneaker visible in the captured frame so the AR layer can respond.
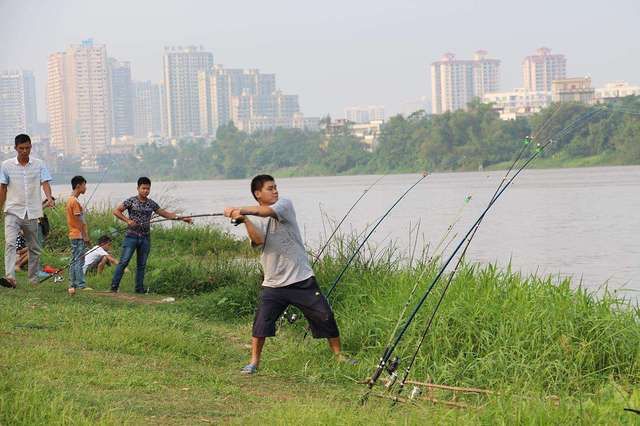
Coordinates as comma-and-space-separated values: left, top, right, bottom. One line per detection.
110, 288, 118, 293
134, 288, 147, 294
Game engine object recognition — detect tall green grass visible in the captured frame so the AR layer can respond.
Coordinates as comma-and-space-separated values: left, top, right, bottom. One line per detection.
1, 204, 639, 423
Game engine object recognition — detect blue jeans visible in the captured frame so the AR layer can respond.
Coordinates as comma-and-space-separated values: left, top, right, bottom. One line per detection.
70, 239, 86, 289
111, 235, 150, 292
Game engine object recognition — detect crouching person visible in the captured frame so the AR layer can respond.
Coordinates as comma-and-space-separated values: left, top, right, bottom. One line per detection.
224, 174, 343, 375
83, 235, 119, 275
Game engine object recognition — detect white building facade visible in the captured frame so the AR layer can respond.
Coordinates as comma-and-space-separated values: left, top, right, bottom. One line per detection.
47, 39, 113, 157
431, 51, 500, 114
0, 69, 37, 146
595, 81, 640, 102
483, 89, 551, 120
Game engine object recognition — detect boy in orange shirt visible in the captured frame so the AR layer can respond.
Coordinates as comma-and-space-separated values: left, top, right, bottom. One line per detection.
66, 176, 91, 295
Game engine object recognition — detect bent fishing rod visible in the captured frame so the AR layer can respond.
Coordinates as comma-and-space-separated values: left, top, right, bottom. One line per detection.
323, 172, 428, 302
366, 107, 608, 395
38, 212, 225, 284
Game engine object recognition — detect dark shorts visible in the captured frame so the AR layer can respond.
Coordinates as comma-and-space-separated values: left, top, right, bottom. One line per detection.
252, 276, 340, 339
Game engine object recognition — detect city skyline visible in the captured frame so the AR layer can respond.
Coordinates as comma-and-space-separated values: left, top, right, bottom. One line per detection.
1, 0, 638, 120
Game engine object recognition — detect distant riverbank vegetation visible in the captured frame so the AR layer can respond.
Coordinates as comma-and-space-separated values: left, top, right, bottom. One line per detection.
95, 97, 640, 182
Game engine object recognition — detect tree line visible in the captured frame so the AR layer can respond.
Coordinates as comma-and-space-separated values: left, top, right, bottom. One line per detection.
96, 97, 640, 182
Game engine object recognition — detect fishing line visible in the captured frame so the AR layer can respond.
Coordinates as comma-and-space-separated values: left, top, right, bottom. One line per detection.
300, 173, 428, 339
324, 172, 428, 302
312, 174, 386, 267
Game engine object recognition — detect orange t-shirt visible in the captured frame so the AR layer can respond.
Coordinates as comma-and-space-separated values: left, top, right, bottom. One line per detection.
66, 196, 84, 239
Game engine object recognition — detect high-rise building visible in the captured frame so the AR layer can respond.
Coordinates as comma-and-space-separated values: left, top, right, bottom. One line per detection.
472, 50, 500, 97
273, 91, 299, 119
0, 69, 37, 146
132, 81, 162, 137
431, 51, 500, 114
109, 58, 134, 137
198, 66, 301, 134
344, 105, 385, 123
47, 39, 112, 156
198, 66, 234, 135
160, 83, 168, 137
162, 46, 214, 138
522, 47, 567, 92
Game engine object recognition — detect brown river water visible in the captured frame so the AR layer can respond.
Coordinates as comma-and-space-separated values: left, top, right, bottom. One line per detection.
52, 165, 639, 296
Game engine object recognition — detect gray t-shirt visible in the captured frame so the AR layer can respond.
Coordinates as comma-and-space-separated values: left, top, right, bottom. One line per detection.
247, 197, 313, 288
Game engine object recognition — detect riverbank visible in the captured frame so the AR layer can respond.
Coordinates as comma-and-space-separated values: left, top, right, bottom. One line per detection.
1, 206, 639, 424
49, 155, 637, 185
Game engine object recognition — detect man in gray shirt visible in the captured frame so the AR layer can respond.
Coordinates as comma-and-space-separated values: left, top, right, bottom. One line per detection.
224, 174, 342, 374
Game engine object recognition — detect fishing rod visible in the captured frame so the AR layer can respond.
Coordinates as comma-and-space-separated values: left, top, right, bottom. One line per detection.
391, 108, 611, 398
377, 137, 534, 396
388, 145, 531, 403
428, 195, 472, 261
299, 173, 428, 338
363, 194, 475, 346
38, 212, 225, 284
365, 138, 554, 394
379, 193, 476, 368
369, 107, 608, 398
323, 172, 428, 302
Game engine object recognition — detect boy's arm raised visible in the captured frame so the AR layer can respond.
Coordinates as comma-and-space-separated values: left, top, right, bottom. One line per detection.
224, 206, 273, 246
224, 205, 277, 219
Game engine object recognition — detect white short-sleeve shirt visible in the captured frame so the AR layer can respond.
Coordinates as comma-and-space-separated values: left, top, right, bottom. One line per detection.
83, 246, 109, 273
0, 157, 52, 219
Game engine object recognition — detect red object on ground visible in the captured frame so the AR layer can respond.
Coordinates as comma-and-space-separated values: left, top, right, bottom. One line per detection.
43, 265, 62, 274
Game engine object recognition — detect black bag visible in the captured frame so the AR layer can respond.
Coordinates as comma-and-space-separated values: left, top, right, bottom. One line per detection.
39, 214, 50, 237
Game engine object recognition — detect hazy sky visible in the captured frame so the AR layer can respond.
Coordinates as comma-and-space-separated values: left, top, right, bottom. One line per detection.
1, 0, 638, 120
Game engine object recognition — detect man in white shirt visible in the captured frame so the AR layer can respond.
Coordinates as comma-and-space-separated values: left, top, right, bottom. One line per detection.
224, 174, 342, 374
0, 134, 55, 288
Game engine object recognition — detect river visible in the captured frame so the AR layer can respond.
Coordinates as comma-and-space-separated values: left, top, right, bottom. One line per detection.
52, 166, 640, 295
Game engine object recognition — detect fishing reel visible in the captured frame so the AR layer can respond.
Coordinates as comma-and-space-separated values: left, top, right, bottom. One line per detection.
408, 385, 422, 400
282, 310, 298, 324
384, 356, 400, 389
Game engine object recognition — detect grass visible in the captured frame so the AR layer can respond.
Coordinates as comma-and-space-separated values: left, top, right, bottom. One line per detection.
487, 151, 628, 171
1, 204, 639, 424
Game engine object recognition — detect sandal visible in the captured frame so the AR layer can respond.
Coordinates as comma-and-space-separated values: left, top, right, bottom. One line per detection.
0, 277, 17, 288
